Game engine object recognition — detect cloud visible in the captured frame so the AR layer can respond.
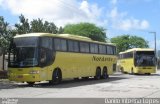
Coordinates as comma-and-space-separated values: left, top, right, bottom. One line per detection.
1, 0, 105, 27
0, 0, 2, 5
108, 0, 150, 31
0, 0, 150, 31
111, 0, 117, 5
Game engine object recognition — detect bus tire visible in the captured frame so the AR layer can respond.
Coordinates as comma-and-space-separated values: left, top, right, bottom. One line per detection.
50, 69, 62, 85
94, 67, 101, 80
74, 78, 79, 80
145, 73, 151, 75
82, 77, 89, 80
102, 67, 109, 79
27, 82, 35, 86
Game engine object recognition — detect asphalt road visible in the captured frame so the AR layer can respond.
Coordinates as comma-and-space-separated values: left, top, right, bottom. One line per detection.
0, 70, 160, 99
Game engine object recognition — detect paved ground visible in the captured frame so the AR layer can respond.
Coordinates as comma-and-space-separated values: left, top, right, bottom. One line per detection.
0, 70, 160, 98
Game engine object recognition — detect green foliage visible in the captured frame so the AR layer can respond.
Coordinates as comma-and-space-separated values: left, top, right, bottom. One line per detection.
111, 35, 149, 53
2, 14, 150, 55
64, 23, 106, 42
1, 14, 62, 52
58, 26, 64, 34
43, 21, 58, 33
0, 16, 15, 52
30, 18, 43, 32
31, 19, 58, 33
15, 15, 62, 34
15, 14, 30, 34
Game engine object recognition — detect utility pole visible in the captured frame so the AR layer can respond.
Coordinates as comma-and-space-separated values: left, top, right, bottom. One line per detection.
149, 32, 157, 66
2, 50, 5, 70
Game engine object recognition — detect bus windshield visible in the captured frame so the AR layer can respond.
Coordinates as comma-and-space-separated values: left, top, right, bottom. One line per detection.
135, 51, 155, 66
8, 37, 39, 67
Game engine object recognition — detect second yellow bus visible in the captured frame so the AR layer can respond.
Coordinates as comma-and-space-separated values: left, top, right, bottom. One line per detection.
118, 48, 156, 75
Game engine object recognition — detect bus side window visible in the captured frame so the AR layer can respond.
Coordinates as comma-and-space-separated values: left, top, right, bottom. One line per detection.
54, 38, 67, 51
68, 40, 79, 52
99, 45, 106, 54
40, 37, 53, 66
107, 46, 114, 55
90, 43, 98, 54
40, 48, 47, 65
80, 42, 89, 53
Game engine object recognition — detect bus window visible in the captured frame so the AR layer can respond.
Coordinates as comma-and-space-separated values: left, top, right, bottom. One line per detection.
8, 37, 39, 67
68, 40, 79, 52
107, 46, 114, 55
113, 47, 116, 55
135, 51, 155, 66
41, 37, 52, 50
90, 43, 98, 54
40, 37, 53, 66
99, 45, 106, 54
80, 42, 89, 53
54, 38, 67, 51
40, 48, 47, 65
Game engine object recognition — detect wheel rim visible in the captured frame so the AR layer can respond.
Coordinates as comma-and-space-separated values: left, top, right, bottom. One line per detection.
55, 70, 59, 79
54, 70, 59, 83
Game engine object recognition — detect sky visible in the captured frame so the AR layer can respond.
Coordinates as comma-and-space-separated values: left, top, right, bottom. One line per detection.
0, 0, 160, 51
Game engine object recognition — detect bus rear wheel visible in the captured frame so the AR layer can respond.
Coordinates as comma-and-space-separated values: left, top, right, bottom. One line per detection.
145, 73, 151, 75
50, 69, 62, 85
27, 82, 35, 86
94, 68, 101, 80
102, 67, 109, 79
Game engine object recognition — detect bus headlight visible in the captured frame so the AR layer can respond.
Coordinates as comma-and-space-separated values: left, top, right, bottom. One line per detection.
29, 70, 40, 74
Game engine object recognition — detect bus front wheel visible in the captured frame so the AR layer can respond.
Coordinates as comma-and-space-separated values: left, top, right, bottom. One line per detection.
50, 69, 62, 85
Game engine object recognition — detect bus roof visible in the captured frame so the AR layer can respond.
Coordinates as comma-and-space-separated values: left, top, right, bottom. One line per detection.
119, 48, 154, 54
14, 33, 116, 46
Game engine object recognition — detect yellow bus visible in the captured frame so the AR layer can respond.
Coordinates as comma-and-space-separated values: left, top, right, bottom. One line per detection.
8, 33, 117, 85
118, 48, 156, 75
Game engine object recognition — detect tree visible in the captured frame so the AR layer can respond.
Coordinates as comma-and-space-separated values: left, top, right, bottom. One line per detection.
15, 14, 60, 34
110, 35, 149, 53
31, 18, 58, 33
15, 14, 30, 34
58, 26, 64, 34
64, 23, 106, 42
0, 16, 15, 51
30, 18, 44, 32
43, 21, 58, 33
